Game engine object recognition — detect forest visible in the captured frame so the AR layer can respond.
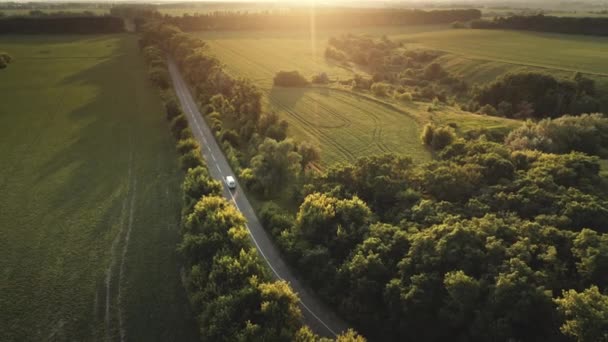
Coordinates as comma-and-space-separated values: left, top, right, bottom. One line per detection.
138, 20, 608, 342
164, 9, 482, 31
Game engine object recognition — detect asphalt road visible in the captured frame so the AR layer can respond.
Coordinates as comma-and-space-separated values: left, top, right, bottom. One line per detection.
168, 60, 349, 338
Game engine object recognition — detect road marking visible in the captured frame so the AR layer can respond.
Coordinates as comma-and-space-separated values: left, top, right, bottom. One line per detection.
211, 154, 216, 161
170, 62, 338, 337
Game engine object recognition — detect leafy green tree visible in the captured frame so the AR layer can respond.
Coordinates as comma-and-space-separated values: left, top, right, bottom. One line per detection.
250, 138, 302, 196
554, 286, 608, 342
182, 166, 222, 214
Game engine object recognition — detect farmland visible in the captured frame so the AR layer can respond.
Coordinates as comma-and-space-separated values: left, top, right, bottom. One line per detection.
399, 29, 608, 76
268, 87, 430, 165
0, 35, 196, 340
195, 26, 533, 166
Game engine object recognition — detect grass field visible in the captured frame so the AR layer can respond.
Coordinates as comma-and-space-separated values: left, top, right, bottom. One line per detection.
268, 87, 430, 165
399, 29, 608, 76
0, 35, 197, 341
195, 26, 526, 166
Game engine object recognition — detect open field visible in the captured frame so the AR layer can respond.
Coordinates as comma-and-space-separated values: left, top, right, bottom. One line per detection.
0, 35, 196, 341
399, 29, 608, 76
195, 26, 525, 166
195, 25, 446, 90
269, 87, 430, 165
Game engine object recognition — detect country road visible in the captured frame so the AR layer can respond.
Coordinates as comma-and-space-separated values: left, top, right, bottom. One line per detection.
168, 60, 349, 337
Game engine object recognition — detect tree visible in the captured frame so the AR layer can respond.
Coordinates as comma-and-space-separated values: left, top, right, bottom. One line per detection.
298, 141, 321, 170
250, 138, 302, 196
0, 52, 12, 69
182, 166, 222, 213
554, 286, 608, 342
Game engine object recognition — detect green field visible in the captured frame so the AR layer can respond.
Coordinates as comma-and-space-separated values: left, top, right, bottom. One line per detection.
0, 35, 197, 341
399, 29, 608, 76
269, 87, 430, 165
195, 26, 526, 166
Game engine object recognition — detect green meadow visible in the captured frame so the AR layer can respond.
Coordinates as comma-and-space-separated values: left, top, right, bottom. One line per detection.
0, 35, 196, 341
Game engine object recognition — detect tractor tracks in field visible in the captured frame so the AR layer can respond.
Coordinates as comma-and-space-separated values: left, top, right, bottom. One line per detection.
268, 88, 391, 162
103, 149, 137, 342
268, 92, 357, 161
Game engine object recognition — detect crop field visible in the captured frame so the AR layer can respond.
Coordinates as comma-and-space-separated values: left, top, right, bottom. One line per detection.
0, 35, 196, 340
195, 25, 446, 90
195, 26, 525, 166
269, 87, 430, 165
399, 29, 608, 76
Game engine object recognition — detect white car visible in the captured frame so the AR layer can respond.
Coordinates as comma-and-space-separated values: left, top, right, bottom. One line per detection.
225, 176, 237, 189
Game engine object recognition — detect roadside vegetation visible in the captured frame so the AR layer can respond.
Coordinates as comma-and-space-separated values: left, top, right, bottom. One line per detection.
140, 22, 365, 341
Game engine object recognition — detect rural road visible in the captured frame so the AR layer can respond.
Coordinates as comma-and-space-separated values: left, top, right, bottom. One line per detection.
168, 60, 349, 338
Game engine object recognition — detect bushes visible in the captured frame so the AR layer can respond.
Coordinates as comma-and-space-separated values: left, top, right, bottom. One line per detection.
371, 82, 391, 97
164, 96, 182, 120
475, 72, 601, 119
505, 113, 608, 157
273, 70, 309, 87
0, 52, 12, 69
179, 149, 204, 171
311, 72, 330, 84
176, 138, 199, 154
395, 91, 413, 102
421, 124, 455, 151
170, 114, 188, 139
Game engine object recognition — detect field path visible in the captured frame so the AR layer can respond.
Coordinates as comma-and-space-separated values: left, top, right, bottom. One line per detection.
168, 59, 349, 338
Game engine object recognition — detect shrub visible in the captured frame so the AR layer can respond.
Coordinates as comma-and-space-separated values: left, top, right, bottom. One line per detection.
259, 202, 295, 237
371, 82, 391, 97
148, 66, 169, 89
273, 70, 309, 87
432, 126, 455, 150
421, 124, 455, 150
0, 52, 12, 69
179, 149, 204, 171
396, 92, 413, 102
478, 104, 498, 116
221, 129, 240, 147
311, 72, 330, 84
164, 96, 181, 121
170, 115, 189, 138
180, 127, 193, 140
421, 123, 435, 146
176, 138, 200, 155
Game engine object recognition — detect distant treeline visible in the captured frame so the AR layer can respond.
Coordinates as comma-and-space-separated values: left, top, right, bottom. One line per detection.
472, 14, 608, 36
165, 9, 481, 31
0, 16, 124, 34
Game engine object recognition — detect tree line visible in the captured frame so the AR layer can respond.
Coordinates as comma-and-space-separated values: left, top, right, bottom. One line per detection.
139, 22, 363, 341
0, 16, 124, 34
472, 14, 608, 36
164, 9, 481, 31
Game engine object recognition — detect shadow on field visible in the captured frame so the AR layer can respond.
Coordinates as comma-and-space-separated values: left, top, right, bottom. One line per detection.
268, 86, 309, 108
28, 36, 199, 341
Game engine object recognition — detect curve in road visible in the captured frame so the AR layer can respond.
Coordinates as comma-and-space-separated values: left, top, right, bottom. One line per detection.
168, 60, 349, 338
